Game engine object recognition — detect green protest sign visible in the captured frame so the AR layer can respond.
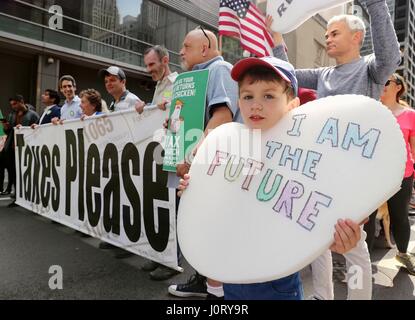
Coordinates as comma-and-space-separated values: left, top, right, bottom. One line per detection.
163, 69, 209, 172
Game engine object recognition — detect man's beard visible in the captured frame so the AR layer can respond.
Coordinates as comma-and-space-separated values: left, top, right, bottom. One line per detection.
181, 61, 189, 71
154, 68, 166, 81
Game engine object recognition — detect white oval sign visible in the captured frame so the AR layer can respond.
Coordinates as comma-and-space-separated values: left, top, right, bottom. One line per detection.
177, 95, 406, 284
267, 0, 350, 34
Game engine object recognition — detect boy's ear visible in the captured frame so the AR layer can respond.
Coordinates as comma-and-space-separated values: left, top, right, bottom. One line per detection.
287, 97, 300, 111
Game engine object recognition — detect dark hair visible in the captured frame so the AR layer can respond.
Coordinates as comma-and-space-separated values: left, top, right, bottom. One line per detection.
45, 89, 61, 105
9, 94, 24, 103
144, 45, 169, 61
79, 89, 102, 112
59, 75, 76, 89
238, 66, 295, 99
392, 73, 408, 105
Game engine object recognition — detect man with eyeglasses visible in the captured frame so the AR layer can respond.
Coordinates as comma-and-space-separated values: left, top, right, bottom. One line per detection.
268, 0, 401, 300
167, 27, 239, 300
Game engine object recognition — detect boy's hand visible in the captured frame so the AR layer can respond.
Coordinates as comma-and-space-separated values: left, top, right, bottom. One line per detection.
265, 15, 284, 46
31, 123, 39, 130
177, 174, 191, 197
51, 117, 60, 125
330, 219, 361, 254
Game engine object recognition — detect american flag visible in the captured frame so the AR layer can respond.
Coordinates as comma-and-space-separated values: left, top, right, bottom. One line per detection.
219, 0, 274, 57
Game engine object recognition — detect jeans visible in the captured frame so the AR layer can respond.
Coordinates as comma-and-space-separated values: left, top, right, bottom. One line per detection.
223, 272, 303, 300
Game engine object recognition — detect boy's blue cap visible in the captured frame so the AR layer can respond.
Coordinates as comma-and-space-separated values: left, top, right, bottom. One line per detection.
231, 56, 298, 96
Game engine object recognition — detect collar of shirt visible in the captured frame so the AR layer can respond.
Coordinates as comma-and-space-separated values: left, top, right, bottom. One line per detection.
166, 72, 178, 84
156, 71, 178, 88
118, 90, 130, 102
43, 105, 54, 113
193, 56, 224, 71
110, 90, 130, 111
65, 95, 81, 106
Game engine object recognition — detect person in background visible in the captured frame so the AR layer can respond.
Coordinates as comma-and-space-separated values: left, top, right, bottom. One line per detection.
3, 95, 39, 203
138, 45, 181, 281
55, 75, 82, 123
136, 45, 178, 114
0, 113, 11, 195
99, 66, 144, 113
79, 89, 104, 119
364, 73, 415, 274
33, 89, 61, 127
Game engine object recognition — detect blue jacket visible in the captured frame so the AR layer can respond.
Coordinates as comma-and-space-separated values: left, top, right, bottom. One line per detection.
38, 105, 61, 125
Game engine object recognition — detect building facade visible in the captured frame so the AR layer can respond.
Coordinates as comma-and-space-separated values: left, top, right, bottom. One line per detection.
0, 0, 241, 116
3, 0, 405, 116
403, 0, 415, 107
354, 0, 414, 107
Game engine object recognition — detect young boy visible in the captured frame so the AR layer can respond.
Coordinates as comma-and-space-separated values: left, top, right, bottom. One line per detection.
178, 57, 362, 300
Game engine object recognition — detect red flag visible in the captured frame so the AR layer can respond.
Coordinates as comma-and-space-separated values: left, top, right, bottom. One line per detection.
219, 0, 275, 57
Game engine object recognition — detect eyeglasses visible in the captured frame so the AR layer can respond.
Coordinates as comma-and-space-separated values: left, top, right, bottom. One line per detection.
385, 79, 401, 87
197, 25, 211, 49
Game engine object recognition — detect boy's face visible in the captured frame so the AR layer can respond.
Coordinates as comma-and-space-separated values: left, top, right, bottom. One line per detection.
238, 77, 298, 130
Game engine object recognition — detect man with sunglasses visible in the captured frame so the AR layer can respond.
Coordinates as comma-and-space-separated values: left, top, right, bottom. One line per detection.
269, 0, 401, 301
167, 27, 239, 299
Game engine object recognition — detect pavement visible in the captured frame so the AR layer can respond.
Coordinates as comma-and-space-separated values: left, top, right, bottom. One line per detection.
0, 194, 414, 300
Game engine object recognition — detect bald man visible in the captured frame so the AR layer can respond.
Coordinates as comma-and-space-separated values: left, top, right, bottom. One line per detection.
166, 28, 239, 299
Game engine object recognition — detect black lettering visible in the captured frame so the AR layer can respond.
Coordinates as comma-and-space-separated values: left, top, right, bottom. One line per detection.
23, 147, 32, 201
143, 142, 169, 252
86, 144, 101, 227
103, 144, 120, 235
278, 4, 287, 17
77, 128, 85, 221
121, 143, 141, 242
15, 134, 25, 198
31, 146, 41, 204
40, 146, 51, 208
51, 145, 60, 211
65, 130, 77, 217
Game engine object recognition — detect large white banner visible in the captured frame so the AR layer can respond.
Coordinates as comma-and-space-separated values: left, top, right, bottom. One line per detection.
14, 108, 179, 270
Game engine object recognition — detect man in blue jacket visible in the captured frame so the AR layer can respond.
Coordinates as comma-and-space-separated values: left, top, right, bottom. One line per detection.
36, 89, 61, 126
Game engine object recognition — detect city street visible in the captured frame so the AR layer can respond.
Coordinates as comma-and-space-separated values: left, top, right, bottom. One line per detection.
0, 194, 414, 300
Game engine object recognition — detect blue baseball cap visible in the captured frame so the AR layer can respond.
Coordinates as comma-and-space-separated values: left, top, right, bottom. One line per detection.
231, 56, 298, 96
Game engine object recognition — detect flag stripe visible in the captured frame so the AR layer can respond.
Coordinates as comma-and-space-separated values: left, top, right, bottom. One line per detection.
219, 19, 240, 28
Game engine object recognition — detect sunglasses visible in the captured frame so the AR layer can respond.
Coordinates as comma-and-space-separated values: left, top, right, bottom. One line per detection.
197, 25, 211, 49
385, 79, 401, 87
